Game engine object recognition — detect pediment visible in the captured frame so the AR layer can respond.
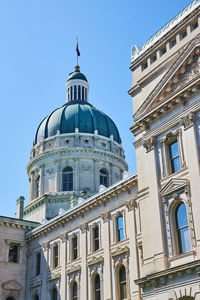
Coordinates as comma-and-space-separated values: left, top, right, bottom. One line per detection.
160, 178, 188, 197
134, 35, 200, 123
2, 280, 22, 291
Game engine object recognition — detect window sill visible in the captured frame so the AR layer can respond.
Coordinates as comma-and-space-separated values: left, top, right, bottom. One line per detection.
169, 249, 196, 262
161, 167, 188, 182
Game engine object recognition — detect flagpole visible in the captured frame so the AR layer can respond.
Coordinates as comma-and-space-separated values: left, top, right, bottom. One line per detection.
76, 37, 78, 66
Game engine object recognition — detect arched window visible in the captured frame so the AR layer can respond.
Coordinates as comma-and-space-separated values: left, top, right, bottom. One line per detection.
35, 176, 40, 198
175, 202, 191, 254
100, 169, 109, 187
62, 167, 73, 191
34, 295, 39, 300
94, 274, 100, 300
51, 288, 57, 300
72, 281, 78, 300
119, 265, 127, 300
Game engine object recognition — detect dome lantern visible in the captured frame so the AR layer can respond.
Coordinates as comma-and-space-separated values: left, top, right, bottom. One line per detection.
65, 65, 89, 103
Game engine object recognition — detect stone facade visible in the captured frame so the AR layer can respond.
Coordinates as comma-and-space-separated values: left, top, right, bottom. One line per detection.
1, 1, 200, 300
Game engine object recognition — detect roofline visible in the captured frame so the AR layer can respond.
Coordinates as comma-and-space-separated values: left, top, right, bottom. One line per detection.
131, 0, 200, 63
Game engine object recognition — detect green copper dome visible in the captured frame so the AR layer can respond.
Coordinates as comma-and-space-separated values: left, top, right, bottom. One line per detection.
35, 101, 121, 145
67, 71, 88, 82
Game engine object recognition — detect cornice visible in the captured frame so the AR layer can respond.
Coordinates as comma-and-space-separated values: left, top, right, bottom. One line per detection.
27, 146, 128, 174
135, 259, 200, 288
0, 216, 39, 231
25, 174, 137, 242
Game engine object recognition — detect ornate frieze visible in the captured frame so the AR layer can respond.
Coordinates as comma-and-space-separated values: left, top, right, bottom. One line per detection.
87, 255, 103, 266
143, 136, 156, 152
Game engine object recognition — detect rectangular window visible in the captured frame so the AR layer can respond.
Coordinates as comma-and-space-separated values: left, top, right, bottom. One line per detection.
151, 54, 157, 63
161, 47, 166, 56
181, 31, 187, 39
142, 61, 148, 70
8, 244, 19, 263
171, 39, 176, 48
72, 236, 78, 260
193, 22, 198, 30
169, 140, 180, 173
53, 244, 58, 268
93, 226, 99, 251
36, 252, 41, 275
117, 216, 124, 242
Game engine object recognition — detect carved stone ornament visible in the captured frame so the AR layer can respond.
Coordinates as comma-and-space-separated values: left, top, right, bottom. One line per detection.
87, 255, 104, 266
79, 222, 87, 233
66, 265, 81, 275
180, 112, 195, 130
143, 136, 156, 153
42, 241, 49, 251
60, 232, 67, 243
111, 246, 129, 258
101, 211, 110, 223
125, 199, 135, 211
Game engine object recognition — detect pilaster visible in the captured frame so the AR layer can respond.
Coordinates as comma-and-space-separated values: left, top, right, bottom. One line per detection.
79, 222, 88, 300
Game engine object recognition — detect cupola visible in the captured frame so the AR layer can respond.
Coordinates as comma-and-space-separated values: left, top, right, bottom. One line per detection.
65, 65, 90, 102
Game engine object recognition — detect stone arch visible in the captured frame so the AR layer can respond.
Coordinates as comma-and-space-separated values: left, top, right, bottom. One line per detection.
2, 280, 22, 300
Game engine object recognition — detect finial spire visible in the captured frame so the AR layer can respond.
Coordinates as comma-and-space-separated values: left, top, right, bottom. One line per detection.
76, 38, 80, 67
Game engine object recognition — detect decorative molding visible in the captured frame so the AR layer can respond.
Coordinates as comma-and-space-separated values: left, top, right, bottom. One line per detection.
111, 245, 129, 258
87, 255, 103, 266
42, 241, 49, 251
143, 136, 156, 152
60, 232, 67, 243
101, 211, 110, 223
125, 199, 135, 211
180, 112, 195, 130
66, 264, 81, 275
79, 222, 87, 233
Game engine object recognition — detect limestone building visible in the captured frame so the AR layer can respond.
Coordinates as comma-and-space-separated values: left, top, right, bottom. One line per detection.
1, 1, 200, 299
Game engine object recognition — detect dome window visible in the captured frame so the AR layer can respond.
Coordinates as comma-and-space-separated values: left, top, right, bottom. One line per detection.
82, 86, 85, 100
100, 169, 109, 188
78, 85, 81, 99
62, 167, 73, 191
35, 176, 40, 198
74, 86, 77, 100
70, 86, 73, 101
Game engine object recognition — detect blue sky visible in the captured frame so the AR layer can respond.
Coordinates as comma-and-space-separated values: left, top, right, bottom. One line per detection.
0, 0, 192, 217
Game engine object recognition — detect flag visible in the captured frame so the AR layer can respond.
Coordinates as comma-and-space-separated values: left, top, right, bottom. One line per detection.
76, 42, 80, 57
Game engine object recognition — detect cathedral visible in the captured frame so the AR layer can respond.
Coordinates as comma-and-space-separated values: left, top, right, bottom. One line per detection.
1, 1, 200, 299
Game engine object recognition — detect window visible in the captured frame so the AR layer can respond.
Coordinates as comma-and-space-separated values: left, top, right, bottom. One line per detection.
117, 215, 124, 242
82, 87, 85, 100
161, 47, 166, 56
169, 140, 180, 173
193, 22, 198, 30
51, 288, 57, 300
72, 281, 78, 300
151, 54, 157, 63
93, 226, 99, 251
119, 265, 127, 300
72, 235, 78, 260
182, 31, 187, 39
142, 61, 148, 70
62, 167, 73, 191
78, 85, 81, 100
100, 169, 109, 187
171, 39, 176, 47
8, 243, 19, 263
70, 86, 73, 101
74, 85, 77, 100
94, 274, 101, 300
175, 203, 191, 254
53, 244, 59, 268
35, 176, 40, 198
34, 295, 39, 300
36, 252, 41, 275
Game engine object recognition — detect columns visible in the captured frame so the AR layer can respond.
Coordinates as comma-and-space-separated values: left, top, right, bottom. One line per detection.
60, 233, 67, 299
74, 159, 80, 191
55, 160, 60, 192
79, 223, 88, 300
41, 242, 49, 300
101, 211, 112, 300
181, 113, 200, 244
